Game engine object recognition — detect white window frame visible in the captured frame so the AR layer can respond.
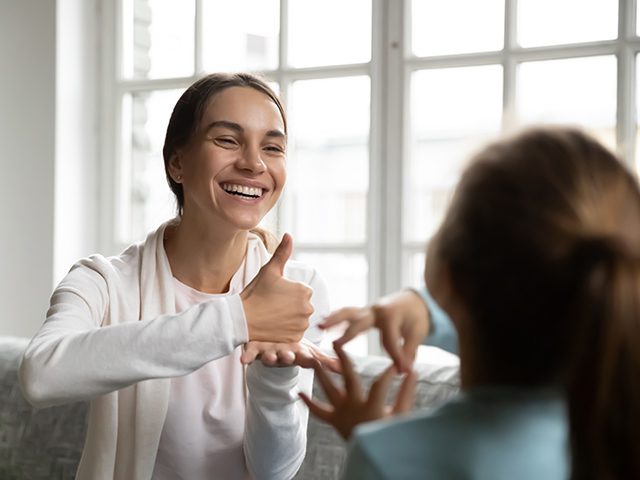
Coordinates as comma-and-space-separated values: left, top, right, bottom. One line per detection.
100, 0, 640, 355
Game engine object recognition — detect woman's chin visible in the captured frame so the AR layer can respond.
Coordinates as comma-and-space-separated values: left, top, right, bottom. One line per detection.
225, 214, 266, 232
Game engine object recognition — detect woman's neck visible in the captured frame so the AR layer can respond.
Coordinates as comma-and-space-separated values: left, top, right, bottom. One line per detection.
164, 214, 249, 294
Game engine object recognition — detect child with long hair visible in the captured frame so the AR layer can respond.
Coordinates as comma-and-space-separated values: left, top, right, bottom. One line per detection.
304, 127, 640, 479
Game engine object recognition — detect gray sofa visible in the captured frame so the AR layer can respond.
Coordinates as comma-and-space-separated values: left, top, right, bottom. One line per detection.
0, 336, 459, 479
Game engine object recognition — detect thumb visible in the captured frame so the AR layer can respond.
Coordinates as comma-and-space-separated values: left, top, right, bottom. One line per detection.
265, 233, 292, 275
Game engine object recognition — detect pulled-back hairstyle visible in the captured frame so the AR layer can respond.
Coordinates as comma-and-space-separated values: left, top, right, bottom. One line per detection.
162, 72, 286, 251
431, 127, 640, 478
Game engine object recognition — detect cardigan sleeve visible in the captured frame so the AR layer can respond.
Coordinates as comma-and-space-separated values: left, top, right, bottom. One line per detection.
413, 286, 459, 355
243, 266, 328, 480
19, 261, 249, 408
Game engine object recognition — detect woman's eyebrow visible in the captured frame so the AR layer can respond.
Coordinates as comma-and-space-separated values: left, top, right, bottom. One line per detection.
266, 129, 286, 139
205, 120, 285, 140
205, 120, 243, 133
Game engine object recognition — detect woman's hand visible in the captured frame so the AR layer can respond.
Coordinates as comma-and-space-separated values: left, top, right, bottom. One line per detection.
320, 290, 429, 373
240, 234, 314, 344
299, 343, 417, 440
241, 338, 341, 373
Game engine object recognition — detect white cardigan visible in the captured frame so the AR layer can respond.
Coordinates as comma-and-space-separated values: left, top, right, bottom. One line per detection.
19, 220, 328, 480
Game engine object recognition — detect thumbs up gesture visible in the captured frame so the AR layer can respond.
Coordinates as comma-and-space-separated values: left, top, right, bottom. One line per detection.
240, 234, 314, 343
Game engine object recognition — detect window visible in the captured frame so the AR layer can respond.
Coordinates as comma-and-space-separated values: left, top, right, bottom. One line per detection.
102, 0, 640, 355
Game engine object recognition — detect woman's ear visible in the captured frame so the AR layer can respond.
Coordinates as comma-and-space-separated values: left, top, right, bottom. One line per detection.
167, 152, 185, 183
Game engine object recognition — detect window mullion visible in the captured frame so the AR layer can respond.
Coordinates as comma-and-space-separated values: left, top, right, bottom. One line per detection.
369, 0, 386, 307
100, 0, 120, 255
502, 0, 518, 130
195, 0, 203, 74
617, 0, 637, 169
381, 0, 405, 299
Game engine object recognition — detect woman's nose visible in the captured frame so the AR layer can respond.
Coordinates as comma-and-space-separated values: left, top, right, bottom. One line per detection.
237, 145, 267, 174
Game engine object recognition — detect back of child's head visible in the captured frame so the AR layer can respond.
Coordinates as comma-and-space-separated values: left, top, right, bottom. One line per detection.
431, 127, 640, 478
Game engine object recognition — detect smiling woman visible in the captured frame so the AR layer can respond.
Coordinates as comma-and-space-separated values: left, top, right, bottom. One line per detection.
18, 72, 336, 480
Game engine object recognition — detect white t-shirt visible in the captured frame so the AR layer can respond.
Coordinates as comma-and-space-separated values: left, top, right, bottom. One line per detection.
153, 265, 250, 479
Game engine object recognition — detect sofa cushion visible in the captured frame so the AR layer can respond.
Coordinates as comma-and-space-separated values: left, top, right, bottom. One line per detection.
0, 337, 87, 480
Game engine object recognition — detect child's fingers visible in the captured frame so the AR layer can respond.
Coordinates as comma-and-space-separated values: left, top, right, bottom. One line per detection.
333, 323, 365, 350
308, 347, 342, 374
313, 361, 344, 406
379, 317, 405, 372
299, 392, 334, 423
320, 307, 362, 329
368, 364, 397, 411
333, 343, 363, 400
400, 333, 423, 373
393, 371, 417, 414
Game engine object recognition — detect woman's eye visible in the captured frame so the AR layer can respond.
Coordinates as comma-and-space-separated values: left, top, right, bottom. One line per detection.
215, 137, 238, 147
265, 145, 285, 154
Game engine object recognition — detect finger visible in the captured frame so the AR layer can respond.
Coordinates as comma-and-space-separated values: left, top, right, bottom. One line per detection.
318, 354, 342, 374
294, 355, 322, 370
368, 364, 397, 410
333, 342, 362, 400
299, 392, 334, 423
261, 350, 279, 366
264, 233, 292, 276
313, 361, 344, 406
240, 343, 260, 364
320, 307, 364, 329
307, 346, 342, 374
400, 333, 424, 372
333, 322, 368, 350
276, 349, 296, 366
379, 317, 405, 373
393, 371, 417, 414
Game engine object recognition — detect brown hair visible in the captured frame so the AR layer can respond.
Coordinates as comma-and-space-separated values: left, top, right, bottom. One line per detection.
162, 72, 284, 251
431, 127, 640, 478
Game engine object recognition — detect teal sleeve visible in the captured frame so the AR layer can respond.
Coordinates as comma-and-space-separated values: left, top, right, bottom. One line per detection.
341, 436, 386, 480
414, 287, 459, 355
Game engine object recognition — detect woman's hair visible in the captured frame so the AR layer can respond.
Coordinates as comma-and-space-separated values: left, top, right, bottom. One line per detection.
162, 72, 285, 251
430, 127, 640, 478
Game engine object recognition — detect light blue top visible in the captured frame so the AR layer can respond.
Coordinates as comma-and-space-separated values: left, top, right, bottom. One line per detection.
414, 286, 458, 354
343, 387, 569, 480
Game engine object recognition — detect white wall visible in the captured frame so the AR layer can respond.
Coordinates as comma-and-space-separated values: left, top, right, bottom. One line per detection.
55, 0, 98, 284
0, 0, 98, 338
0, 0, 56, 338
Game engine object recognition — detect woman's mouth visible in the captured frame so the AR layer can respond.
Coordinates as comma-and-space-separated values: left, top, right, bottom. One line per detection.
221, 183, 265, 199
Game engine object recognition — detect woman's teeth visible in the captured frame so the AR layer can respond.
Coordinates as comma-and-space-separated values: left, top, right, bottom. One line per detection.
221, 183, 264, 198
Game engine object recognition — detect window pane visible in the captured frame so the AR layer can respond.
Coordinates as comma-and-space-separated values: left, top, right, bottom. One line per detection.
123, 0, 195, 79
295, 252, 368, 355
288, 0, 371, 68
403, 251, 426, 289
202, 0, 279, 72
121, 89, 182, 243
406, 65, 503, 242
518, 0, 617, 47
517, 56, 617, 149
411, 0, 504, 57
286, 76, 370, 243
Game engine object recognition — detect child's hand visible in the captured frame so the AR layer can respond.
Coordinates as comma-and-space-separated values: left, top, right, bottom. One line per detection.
299, 343, 417, 440
320, 290, 429, 373
241, 338, 341, 373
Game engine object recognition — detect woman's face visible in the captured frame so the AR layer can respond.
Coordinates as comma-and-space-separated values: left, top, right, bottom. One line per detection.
173, 86, 287, 231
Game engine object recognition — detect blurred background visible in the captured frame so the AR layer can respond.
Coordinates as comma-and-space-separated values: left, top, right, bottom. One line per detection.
1, 0, 637, 356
